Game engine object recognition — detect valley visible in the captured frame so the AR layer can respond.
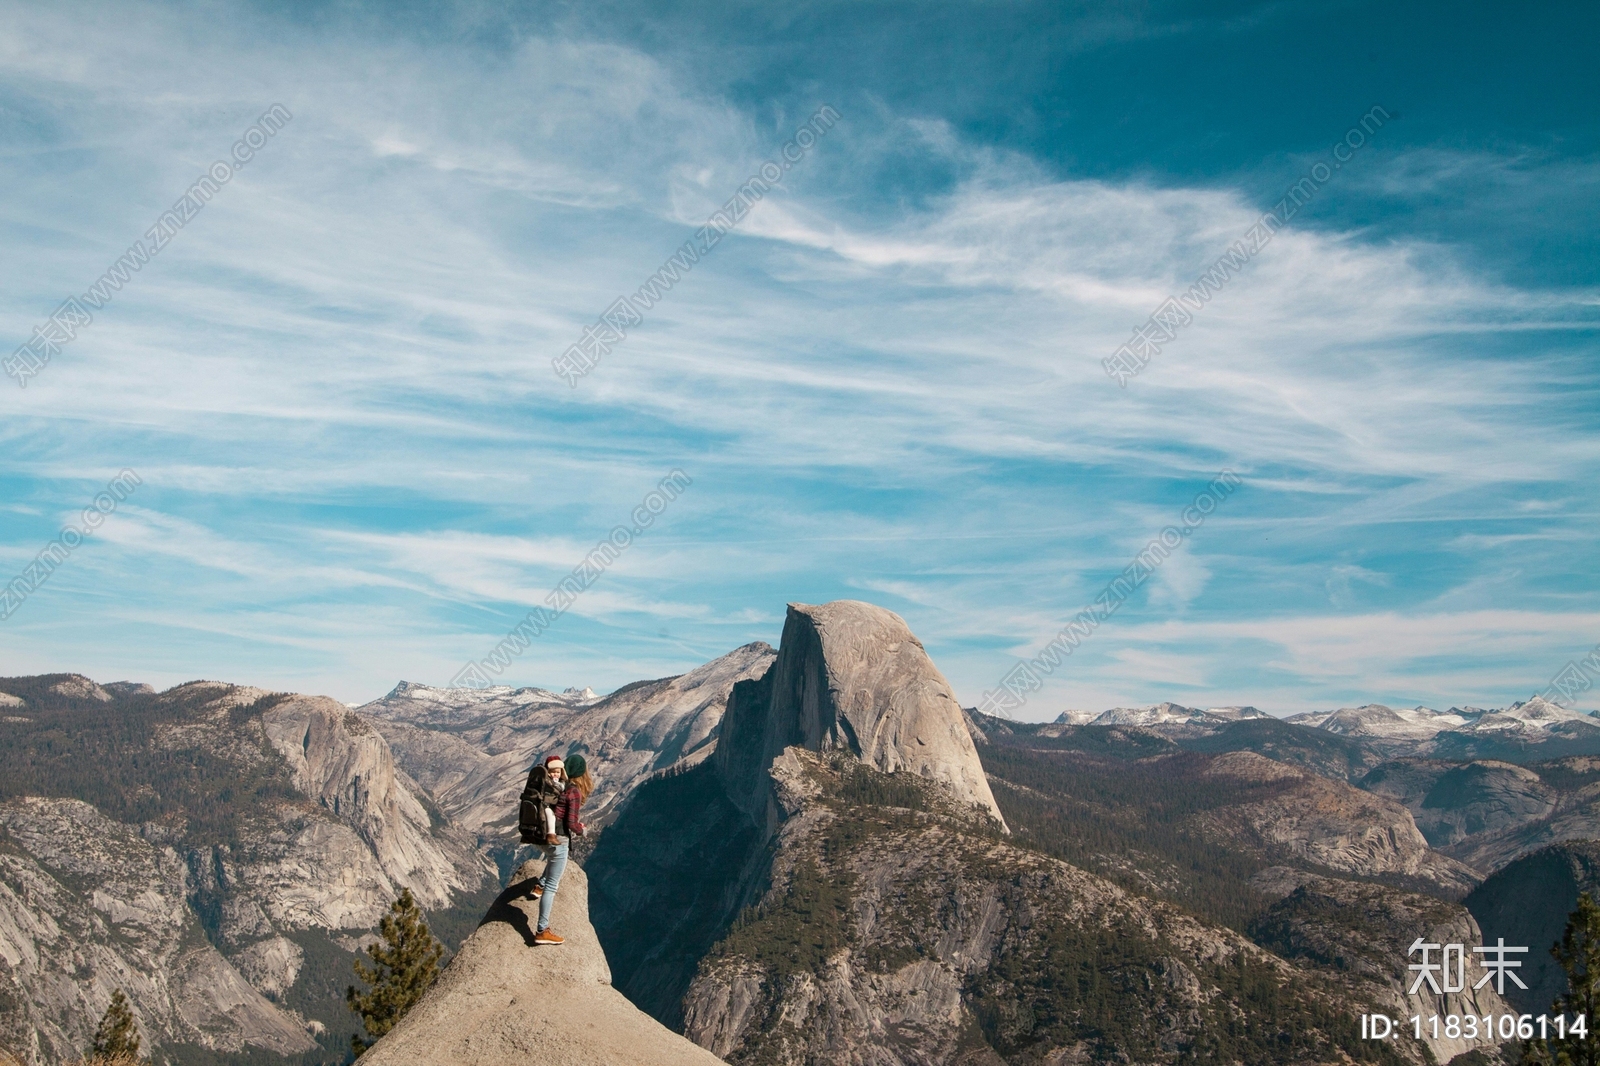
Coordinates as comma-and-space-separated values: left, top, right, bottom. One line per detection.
3, 603, 1599, 1065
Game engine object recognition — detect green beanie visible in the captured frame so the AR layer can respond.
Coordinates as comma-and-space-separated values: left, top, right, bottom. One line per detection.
564, 753, 588, 778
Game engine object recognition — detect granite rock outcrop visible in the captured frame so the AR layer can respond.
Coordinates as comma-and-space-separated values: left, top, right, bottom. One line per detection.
360, 859, 725, 1066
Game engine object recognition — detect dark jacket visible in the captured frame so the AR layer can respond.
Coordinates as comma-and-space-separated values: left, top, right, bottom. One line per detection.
554, 784, 584, 838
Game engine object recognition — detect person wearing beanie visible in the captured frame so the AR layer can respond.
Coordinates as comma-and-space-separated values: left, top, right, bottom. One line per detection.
529, 753, 594, 946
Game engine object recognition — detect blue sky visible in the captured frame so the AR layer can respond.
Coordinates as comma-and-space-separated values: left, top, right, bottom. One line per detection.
1, 0, 1597, 717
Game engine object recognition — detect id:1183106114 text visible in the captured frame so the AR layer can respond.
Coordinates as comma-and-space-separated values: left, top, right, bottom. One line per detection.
1359, 1014, 1589, 1042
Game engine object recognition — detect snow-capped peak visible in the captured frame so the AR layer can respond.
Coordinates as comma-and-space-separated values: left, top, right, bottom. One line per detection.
1203, 706, 1269, 721
1459, 696, 1600, 734
1303, 704, 1468, 740
1054, 709, 1100, 726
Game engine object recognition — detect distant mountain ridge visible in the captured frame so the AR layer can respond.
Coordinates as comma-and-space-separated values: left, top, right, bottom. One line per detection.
1048, 696, 1600, 761
1057, 701, 1269, 726
1287, 696, 1599, 745
356, 641, 776, 845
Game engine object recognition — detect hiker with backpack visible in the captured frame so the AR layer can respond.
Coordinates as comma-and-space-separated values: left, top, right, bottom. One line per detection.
516, 753, 593, 946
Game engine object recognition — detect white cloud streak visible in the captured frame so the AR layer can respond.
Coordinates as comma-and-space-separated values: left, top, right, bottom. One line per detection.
0, 2, 1595, 707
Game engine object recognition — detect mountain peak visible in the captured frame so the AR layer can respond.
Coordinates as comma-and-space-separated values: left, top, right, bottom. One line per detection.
1484, 696, 1599, 728
1055, 708, 1097, 725
714, 600, 1006, 828
45, 674, 115, 703
1095, 702, 1203, 725
1510, 695, 1588, 718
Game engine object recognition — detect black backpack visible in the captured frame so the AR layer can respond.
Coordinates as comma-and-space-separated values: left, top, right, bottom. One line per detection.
518, 764, 563, 844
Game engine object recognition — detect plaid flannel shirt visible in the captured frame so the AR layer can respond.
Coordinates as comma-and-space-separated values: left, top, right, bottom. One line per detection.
554, 785, 584, 838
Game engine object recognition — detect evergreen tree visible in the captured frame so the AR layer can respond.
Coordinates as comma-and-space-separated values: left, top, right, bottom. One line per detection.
1523, 892, 1600, 1066
90, 988, 141, 1060
346, 888, 444, 1056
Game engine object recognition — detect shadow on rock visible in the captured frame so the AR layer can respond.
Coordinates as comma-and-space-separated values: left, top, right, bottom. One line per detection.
477, 869, 541, 947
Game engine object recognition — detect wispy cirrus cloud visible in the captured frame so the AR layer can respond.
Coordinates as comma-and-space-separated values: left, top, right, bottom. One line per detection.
1, 0, 1595, 711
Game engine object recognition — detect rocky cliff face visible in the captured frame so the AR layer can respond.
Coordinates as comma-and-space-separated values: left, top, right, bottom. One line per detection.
590, 602, 1006, 1033
1361, 759, 1558, 849
713, 602, 1004, 830
0, 797, 316, 1064
260, 694, 485, 913
360, 859, 725, 1066
171, 685, 490, 942
0, 675, 492, 1065
360, 642, 776, 841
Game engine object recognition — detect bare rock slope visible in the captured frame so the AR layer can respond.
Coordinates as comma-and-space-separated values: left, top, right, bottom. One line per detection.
361, 859, 724, 1066
1361, 754, 1600, 873
1198, 751, 1480, 896
259, 694, 487, 914
1466, 840, 1600, 1014
0, 797, 315, 1064
597, 603, 1482, 1064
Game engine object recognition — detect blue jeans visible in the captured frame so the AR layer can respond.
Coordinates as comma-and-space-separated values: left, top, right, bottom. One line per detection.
536, 841, 568, 932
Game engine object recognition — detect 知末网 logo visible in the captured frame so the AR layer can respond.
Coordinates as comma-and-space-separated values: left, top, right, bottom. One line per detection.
1407, 937, 1528, 994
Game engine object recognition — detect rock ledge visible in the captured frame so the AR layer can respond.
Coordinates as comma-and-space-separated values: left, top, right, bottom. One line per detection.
361, 860, 724, 1066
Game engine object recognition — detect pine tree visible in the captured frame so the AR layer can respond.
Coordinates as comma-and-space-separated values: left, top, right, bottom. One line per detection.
1523, 892, 1600, 1066
90, 988, 141, 1060
346, 888, 444, 1056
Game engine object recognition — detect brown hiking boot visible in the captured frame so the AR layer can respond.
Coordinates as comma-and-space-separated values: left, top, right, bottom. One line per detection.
529, 883, 543, 899
533, 929, 564, 946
